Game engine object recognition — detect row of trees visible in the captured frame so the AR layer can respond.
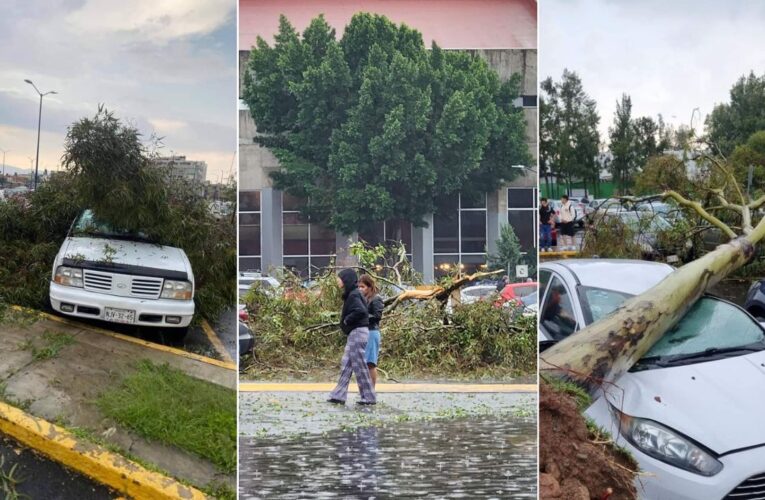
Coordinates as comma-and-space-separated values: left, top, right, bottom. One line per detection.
243, 13, 532, 236
541, 69, 765, 196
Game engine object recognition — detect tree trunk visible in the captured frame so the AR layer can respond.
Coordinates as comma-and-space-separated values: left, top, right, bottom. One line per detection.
540, 236, 756, 393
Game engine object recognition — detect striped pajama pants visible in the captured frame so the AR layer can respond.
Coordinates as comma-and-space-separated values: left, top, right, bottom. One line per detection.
329, 327, 377, 404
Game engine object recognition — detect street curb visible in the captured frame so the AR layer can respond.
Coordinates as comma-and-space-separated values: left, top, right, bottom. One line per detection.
239, 382, 538, 393
0, 400, 207, 499
10, 305, 236, 371
200, 318, 234, 364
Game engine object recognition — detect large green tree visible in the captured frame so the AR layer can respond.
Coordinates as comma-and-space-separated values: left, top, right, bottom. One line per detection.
609, 94, 637, 194
540, 70, 600, 195
707, 72, 765, 156
243, 13, 531, 235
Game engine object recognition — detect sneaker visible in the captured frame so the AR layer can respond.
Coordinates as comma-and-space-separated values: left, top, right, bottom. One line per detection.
327, 398, 345, 405
356, 400, 377, 406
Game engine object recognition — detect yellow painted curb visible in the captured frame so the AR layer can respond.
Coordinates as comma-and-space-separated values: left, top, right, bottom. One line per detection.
10, 305, 236, 371
0, 400, 207, 499
200, 318, 234, 364
240, 382, 538, 393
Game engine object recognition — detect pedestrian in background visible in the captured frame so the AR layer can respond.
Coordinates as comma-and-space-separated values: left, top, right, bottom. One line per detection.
559, 194, 576, 250
358, 274, 384, 388
328, 269, 376, 405
539, 197, 554, 252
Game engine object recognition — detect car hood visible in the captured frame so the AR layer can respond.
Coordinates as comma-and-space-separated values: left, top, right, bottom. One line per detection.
606, 350, 765, 454
61, 237, 190, 274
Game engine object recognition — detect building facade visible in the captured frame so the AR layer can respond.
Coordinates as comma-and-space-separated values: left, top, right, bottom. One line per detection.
152, 156, 208, 184
239, 0, 538, 282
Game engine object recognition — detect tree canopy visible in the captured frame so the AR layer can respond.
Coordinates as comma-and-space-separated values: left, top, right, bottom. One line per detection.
540, 70, 600, 193
243, 13, 531, 235
707, 72, 765, 156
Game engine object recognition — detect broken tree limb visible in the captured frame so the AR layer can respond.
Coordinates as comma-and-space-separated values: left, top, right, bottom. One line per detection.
540, 235, 756, 393
383, 270, 504, 309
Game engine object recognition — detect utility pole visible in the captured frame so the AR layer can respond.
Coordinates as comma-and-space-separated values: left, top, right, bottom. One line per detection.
24, 79, 57, 191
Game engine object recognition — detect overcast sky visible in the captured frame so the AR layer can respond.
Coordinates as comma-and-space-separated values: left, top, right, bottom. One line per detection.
0, 0, 236, 182
540, 0, 765, 145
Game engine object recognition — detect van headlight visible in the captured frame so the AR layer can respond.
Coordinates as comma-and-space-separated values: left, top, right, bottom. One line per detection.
612, 407, 722, 476
160, 280, 193, 300
54, 266, 84, 288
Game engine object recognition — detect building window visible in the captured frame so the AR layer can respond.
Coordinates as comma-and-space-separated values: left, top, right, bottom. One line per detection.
507, 187, 538, 253
433, 193, 487, 278
358, 219, 413, 262
239, 190, 261, 272
282, 194, 336, 278
522, 95, 537, 107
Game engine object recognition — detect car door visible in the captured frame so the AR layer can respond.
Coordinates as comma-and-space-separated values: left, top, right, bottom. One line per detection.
539, 271, 579, 349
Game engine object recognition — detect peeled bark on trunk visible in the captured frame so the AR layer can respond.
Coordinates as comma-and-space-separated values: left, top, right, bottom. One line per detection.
540, 236, 756, 392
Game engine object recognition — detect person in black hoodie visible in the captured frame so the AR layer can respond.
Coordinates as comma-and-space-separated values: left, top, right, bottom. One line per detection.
328, 268, 377, 405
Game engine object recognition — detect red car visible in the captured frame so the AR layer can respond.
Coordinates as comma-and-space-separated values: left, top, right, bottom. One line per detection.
497, 282, 538, 306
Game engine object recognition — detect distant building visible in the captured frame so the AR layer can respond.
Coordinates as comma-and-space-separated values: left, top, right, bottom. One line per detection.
239, 0, 538, 281
152, 156, 208, 184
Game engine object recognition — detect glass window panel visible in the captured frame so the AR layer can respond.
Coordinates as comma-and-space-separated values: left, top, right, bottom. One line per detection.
507, 188, 536, 209
461, 192, 486, 209
283, 193, 305, 211
283, 214, 309, 255
433, 212, 459, 253
283, 257, 309, 279
460, 211, 487, 253
239, 257, 261, 273
508, 211, 536, 252
239, 213, 261, 256
435, 194, 459, 214
540, 276, 578, 340
359, 222, 385, 247
310, 224, 336, 255
239, 191, 261, 211
460, 254, 488, 275
386, 219, 412, 249
434, 255, 459, 279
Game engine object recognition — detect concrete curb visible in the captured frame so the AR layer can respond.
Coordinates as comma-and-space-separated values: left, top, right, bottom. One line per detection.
0, 400, 207, 499
200, 318, 234, 364
10, 305, 236, 371
240, 382, 538, 393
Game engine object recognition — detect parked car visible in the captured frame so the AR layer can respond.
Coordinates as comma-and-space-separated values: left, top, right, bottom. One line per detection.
636, 200, 685, 223
498, 282, 538, 305
239, 272, 280, 297
598, 209, 691, 260
49, 210, 195, 333
459, 284, 498, 305
744, 279, 765, 321
520, 290, 538, 315
238, 304, 254, 356
540, 259, 765, 499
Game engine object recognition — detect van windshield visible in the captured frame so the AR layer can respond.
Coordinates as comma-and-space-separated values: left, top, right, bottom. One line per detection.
71, 210, 155, 243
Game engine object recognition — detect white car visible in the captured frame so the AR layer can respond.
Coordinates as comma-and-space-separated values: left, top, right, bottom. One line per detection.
540, 259, 765, 499
49, 210, 195, 331
238, 272, 280, 297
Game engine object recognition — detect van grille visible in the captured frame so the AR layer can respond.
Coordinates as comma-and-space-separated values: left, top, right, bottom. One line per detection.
83, 270, 113, 291
82, 270, 163, 299
130, 277, 163, 298
726, 472, 765, 499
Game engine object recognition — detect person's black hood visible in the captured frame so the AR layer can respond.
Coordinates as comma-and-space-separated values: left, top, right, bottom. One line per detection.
338, 268, 358, 299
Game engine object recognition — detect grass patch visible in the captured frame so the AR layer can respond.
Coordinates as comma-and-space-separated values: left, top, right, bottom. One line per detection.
541, 375, 592, 412
97, 360, 236, 473
20, 331, 74, 360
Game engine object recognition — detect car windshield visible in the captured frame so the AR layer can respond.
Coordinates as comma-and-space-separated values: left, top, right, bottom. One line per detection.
521, 291, 537, 306
580, 286, 765, 368
71, 210, 154, 243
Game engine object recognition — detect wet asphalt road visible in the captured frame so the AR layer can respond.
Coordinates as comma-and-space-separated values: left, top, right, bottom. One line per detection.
0, 435, 114, 500
240, 415, 537, 499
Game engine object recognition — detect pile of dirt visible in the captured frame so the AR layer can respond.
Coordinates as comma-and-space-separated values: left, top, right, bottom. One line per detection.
539, 381, 638, 499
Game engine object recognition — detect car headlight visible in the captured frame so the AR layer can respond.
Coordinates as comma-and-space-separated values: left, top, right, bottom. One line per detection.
160, 280, 193, 300
54, 266, 83, 288
613, 407, 723, 476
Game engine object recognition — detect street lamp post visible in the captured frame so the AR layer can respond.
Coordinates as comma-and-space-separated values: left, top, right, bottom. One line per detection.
0, 148, 7, 177
24, 79, 57, 191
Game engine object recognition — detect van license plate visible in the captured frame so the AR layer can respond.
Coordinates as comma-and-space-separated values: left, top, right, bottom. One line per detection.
104, 308, 136, 324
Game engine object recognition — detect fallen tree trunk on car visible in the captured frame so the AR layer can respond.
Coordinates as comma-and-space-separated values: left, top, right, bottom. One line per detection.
541, 184, 765, 394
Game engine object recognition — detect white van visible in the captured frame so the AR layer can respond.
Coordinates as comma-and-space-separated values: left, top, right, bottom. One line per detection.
49, 210, 195, 332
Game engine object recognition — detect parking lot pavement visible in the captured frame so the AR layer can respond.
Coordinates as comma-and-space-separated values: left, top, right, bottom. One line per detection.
0, 313, 235, 489
239, 390, 536, 437
239, 390, 537, 499
0, 434, 115, 500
